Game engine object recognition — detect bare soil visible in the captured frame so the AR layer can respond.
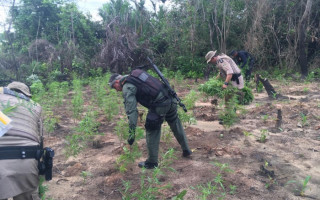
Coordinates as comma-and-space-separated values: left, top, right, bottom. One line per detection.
45, 79, 320, 200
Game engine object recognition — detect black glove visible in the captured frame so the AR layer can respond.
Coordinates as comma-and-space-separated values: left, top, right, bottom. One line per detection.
127, 133, 135, 145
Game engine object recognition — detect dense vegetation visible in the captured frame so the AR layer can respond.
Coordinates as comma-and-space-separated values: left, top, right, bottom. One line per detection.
0, 0, 319, 85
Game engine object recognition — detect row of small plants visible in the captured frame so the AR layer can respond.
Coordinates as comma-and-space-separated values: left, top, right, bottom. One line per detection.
71, 77, 84, 120
66, 73, 123, 157
30, 80, 69, 134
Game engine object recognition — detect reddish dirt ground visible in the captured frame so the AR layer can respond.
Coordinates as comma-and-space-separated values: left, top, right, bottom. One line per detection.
45, 79, 320, 200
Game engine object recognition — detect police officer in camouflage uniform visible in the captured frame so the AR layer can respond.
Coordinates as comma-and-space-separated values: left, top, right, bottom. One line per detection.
109, 69, 192, 169
0, 82, 42, 200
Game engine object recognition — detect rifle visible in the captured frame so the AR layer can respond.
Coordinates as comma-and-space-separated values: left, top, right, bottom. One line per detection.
146, 57, 187, 112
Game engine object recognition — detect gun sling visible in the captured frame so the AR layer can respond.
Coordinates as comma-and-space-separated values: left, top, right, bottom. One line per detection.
0, 145, 41, 160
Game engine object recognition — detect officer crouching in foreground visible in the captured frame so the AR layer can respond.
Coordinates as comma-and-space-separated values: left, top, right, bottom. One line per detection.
109, 69, 192, 169
0, 82, 54, 200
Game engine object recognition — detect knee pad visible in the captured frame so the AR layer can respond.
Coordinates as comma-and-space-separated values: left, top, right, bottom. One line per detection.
145, 112, 164, 131
165, 109, 178, 123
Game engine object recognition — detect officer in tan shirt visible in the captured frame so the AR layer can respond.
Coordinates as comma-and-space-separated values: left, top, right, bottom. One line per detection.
0, 82, 42, 200
205, 50, 245, 89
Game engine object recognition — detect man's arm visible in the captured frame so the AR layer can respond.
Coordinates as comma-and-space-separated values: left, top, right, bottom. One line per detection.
122, 83, 138, 132
223, 74, 233, 89
238, 52, 248, 69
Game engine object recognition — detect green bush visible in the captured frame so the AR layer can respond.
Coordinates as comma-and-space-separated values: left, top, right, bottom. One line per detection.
199, 78, 253, 105
239, 86, 254, 105
199, 78, 225, 98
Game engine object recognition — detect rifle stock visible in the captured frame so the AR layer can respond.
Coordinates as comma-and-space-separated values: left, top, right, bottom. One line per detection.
146, 57, 187, 112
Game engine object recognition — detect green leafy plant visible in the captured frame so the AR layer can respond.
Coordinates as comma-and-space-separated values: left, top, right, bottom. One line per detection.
199, 78, 225, 98
103, 89, 120, 121
286, 175, 311, 196
71, 78, 84, 120
300, 176, 312, 196
171, 190, 187, 200
183, 90, 199, 110
176, 90, 199, 126
38, 176, 48, 200
300, 113, 308, 127
261, 114, 269, 122
120, 149, 177, 199
243, 131, 253, 137
256, 81, 264, 93
265, 175, 277, 189
259, 129, 268, 143
65, 107, 101, 157
80, 171, 92, 184
116, 144, 142, 173
218, 94, 238, 127
178, 108, 197, 126
199, 79, 253, 105
161, 124, 173, 145
193, 162, 235, 200
240, 87, 254, 105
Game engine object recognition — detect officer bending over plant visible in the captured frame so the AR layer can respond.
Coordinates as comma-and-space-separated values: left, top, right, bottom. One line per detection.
109, 69, 192, 169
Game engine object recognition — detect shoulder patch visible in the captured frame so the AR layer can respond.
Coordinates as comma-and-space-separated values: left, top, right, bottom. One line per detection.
218, 59, 224, 63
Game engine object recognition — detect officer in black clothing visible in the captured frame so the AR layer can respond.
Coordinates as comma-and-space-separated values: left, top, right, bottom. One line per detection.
230, 50, 255, 81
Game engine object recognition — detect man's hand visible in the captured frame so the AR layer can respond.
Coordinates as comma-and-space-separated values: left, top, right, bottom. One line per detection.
222, 84, 228, 89
127, 134, 135, 145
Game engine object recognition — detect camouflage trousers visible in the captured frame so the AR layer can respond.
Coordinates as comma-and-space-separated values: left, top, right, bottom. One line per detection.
145, 98, 190, 163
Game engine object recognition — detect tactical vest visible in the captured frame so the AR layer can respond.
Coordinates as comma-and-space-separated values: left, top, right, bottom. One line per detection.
124, 69, 166, 108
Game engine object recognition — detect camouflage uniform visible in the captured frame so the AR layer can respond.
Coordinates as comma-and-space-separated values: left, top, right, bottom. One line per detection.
122, 80, 190, 163
0, 87, 42, 200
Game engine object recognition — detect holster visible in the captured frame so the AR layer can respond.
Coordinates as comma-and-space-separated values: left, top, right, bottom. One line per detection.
231, 73, 242, 85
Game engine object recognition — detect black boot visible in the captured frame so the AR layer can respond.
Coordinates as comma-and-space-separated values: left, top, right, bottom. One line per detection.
138, 161, 158, 169
182, 149, 192, 157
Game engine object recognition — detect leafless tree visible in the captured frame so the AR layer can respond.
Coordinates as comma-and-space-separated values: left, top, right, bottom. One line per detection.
297, 0, 312, 78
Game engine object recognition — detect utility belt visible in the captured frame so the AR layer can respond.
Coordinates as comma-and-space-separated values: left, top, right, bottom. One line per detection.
0, 145, 54, 181
231, 73, 242, 85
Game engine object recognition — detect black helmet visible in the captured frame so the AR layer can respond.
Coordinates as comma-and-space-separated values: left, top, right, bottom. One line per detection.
108, 74, 123, 88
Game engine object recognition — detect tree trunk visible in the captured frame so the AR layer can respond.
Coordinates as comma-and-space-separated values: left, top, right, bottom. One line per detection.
297, 0, 312, 78
5, 0, 20, 80
255, 74, 289, 100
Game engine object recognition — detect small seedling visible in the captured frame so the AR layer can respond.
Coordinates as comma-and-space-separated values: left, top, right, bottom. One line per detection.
300, 113, 308, 127
300, 175, 311, 196
259, 129, 268, 143
261, 114, 269, 122
80, 171, 92, 184
265, 175, 277, 189
286, 175, 311, 196
229, 185, 237, 195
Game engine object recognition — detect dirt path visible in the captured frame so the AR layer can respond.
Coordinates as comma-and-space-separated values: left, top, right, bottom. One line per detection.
45, 80, 320, 200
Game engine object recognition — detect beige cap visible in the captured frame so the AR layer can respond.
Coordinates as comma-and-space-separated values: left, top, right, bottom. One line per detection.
205, 50, 217, 63
7, 81, 32, 97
